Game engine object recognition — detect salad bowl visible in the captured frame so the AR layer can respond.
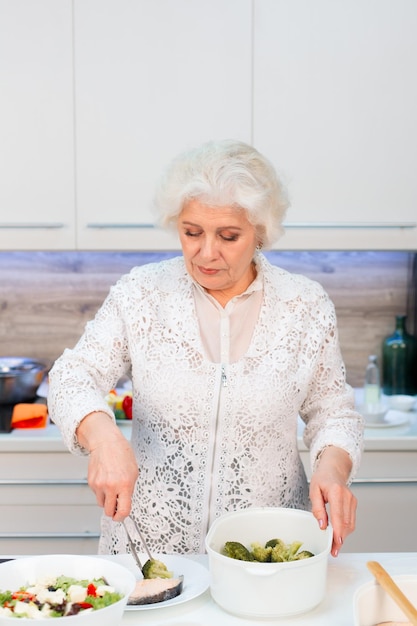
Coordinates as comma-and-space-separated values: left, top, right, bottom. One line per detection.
0, 554, 136, 624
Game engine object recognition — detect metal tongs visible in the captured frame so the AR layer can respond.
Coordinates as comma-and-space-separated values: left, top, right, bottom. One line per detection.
122, 516, 154, 574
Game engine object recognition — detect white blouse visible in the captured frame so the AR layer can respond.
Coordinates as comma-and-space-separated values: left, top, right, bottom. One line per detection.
192, 264, 263, 364
48, 254, 364, 555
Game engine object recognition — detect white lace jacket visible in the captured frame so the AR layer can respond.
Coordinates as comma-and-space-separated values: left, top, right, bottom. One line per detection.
48, 254, 364, 555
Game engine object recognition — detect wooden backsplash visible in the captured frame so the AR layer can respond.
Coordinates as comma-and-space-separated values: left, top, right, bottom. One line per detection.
1, 250, 415, 388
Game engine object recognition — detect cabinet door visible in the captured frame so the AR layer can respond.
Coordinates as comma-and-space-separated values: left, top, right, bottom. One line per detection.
348, 481, 417, 552
254, 0, 417, 249
298, 446, 417, 551
0, 464, 101, 555
0, 0, 75, 249
74, 0, 252, 250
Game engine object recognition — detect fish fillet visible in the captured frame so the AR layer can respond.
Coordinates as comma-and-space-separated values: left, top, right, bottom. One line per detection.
128, 575, 183, 605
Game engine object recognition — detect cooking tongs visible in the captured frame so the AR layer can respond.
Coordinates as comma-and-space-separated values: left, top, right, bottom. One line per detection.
122, 516, 153, 573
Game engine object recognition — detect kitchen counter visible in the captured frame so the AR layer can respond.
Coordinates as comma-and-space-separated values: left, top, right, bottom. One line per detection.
121, 552, 417, 625
2, 552, 416, 625
1, 410, 416, 452
299, 409, 417, 453
2, 385, 416, 452
0, 423, 68, 452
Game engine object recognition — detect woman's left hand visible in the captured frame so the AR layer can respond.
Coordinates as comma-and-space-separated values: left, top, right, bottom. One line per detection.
309, 446, 357, 557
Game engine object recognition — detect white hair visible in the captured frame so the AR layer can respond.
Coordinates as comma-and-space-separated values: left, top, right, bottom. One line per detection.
153, 139, 289, 248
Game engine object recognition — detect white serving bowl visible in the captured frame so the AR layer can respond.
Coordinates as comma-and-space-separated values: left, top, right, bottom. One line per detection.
353, 574, 417, 625
386, 394, 416, 412
0, 554, 136, 625
205, 507, 332, 619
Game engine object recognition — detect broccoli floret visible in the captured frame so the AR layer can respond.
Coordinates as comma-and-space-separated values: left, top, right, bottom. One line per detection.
286, 540, 304, 560
250, 542, 272, 562
270, 545, 285, 562
223, 538, 313, 563
141, 558, 173, 579
268, 538, 287, 562
293, 550, 315, 560
223, 541, 253, 561
269, 539, 305, 562
265, 537, 285, 549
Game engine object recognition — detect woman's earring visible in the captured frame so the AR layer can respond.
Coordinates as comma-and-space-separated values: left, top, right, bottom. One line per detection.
256, 243, 262, 251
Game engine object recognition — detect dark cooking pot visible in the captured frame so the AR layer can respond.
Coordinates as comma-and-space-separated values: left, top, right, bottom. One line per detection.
0, 357, 48, 404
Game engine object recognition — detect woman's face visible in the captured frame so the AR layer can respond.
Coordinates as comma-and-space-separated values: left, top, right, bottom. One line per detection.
178, 199, 259, 305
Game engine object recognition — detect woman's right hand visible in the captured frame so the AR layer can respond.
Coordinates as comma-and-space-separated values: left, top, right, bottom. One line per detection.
76, 412, 139, 521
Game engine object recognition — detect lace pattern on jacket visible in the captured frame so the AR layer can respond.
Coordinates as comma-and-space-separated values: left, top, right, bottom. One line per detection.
48, 255, 364, 555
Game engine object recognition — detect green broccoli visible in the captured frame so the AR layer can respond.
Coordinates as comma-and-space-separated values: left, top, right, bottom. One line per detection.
223, 541, 253, 561
141, 558, 173, 579
270, 544, 286, 562
286, 540, 304, 560
250, 542, 272, 562
293, 550, 315, 560
265, 538, 285, 549
222, 538, 315, 563
268, 538, 288, 562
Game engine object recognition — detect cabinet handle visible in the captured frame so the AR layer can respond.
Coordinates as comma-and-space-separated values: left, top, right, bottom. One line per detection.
284, 222, 416, 229
0, 532, 100, 539
0, 223, 66, 229
86, 222, 155, 229
0, 479, 87, 485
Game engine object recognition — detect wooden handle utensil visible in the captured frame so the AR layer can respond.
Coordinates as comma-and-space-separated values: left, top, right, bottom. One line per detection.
366, 560, 417, 626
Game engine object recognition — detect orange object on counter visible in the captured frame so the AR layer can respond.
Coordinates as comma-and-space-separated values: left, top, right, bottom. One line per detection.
11, 403, 48, 429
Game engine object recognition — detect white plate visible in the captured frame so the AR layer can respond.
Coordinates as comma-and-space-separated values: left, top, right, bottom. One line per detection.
364, 410, 410, 428
108, 553, 210, 611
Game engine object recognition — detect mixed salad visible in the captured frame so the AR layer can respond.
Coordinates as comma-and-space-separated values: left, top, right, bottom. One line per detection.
0, 574, 123, 619
105, 389, 133, 420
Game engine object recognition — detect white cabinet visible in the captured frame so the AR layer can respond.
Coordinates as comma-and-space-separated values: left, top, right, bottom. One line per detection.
299, 447, 417, 552
0, 0, 76, 250
73, 0, 252, 250
2, 1, 417, 251
1, 427, 416, 554
0, 450, 101, 555
348, 450, 417, 552
253, 0, 417, 250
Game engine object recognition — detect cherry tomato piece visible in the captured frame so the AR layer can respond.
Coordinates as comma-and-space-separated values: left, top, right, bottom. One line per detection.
12, 591, 36, 601
86, 583, 97, 597
77, 602, 93, 609
122, 394, 133, 419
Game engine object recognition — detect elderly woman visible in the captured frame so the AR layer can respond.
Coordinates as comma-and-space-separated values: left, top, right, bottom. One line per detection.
48, 139, 364, 559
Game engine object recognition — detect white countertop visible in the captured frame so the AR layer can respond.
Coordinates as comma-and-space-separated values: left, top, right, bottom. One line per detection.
0, 423, 68, 452
123, 552, 417, 626
2, 552, 416, 625
298, 409, 417, 452
1, 403, 417, 453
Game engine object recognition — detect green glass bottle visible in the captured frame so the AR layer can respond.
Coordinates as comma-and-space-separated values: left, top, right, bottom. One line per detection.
382, 314, 417, 395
